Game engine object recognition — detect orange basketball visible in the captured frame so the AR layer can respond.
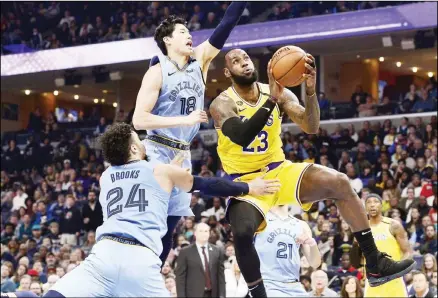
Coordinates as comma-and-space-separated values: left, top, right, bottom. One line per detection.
271, 45, 307, 87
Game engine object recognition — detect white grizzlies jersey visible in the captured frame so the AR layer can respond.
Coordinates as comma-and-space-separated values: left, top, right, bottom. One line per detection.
254, 212, 302, 283
95, 160, 170, 256
148, 55, 205, 143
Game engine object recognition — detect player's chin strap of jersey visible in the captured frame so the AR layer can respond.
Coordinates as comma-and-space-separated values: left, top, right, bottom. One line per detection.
189, 176, 249, 197
222, 95, 277, 148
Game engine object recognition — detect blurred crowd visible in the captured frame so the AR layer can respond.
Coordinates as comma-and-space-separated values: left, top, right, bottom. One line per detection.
1, 1, 412, 54
1, 109, 437, 296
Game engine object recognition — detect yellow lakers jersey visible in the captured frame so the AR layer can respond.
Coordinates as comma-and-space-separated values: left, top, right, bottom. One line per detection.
216, 83, 285, 174
370, 217, 402, 261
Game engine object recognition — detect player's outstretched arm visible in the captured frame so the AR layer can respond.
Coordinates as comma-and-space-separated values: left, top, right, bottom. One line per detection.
390, 219, 413, 260
296, 220, 321, 269
132, 64, 208, 130
154, 164, 280, 197
209, 92, 276, 147
194, 2, 247, 79
275, 54, 320, 134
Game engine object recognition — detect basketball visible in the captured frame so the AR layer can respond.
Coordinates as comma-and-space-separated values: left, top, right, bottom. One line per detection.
271, 45, 307, 87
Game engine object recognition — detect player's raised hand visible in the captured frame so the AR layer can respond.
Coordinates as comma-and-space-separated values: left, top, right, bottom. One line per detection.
185, 110, 208, 126
267, 59, 284, 101
302, 53, 316, 94
247, 175, 281, 196
295, 232, 317, 247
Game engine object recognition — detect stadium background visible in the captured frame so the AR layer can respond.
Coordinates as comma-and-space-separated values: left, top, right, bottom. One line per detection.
1, 1, 437, 297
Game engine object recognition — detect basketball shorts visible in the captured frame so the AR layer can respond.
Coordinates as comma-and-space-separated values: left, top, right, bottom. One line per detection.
365, 277, 408, 297
143, 139, 194, 217
226, 160, 313, 232
50, 239, 169, 297
265, 280, 309, 297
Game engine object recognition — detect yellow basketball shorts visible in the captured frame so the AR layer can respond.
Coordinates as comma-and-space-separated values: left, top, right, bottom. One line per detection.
365, 277, 408, 298
228, 160, 313, 232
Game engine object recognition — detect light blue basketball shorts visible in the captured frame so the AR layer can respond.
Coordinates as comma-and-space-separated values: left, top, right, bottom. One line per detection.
265, 280, 309, 297
143, 139, 194, 217
50, 239, 169, 297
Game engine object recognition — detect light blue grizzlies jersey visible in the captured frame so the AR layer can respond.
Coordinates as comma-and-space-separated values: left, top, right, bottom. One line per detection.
149, 55, 205, 143
95, 160, 170, 256
254, 212, 302, 283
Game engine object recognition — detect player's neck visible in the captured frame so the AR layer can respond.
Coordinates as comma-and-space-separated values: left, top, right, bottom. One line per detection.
347, 291, 356, 297
167, 51, 189, 69
233, 82, 259, 104
369, 215, 382, 226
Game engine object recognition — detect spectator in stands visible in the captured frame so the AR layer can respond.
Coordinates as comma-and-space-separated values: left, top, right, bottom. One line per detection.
204, 12, 219, 29
187, 14, 201, 31
358, 95, 377, 117
377, 96, 394, 115
340, 276, 363, 298
419, 225, 437, 254
1, 264, 16, 292
27, 107, 44, 132
224, 256, 248, 297
59, 195, 82, 246
412, 91, 436, 113
268, 5, 282, 21
311, 270, 339, 297
318, 92, 331, 120
346, 163, 363, 194
59, 10, 75, 27
335, 253, 362, 286
204, 197, 225, 221
81, 190, 103, 232
30, 28, 43, 49
411, 271, 435, 298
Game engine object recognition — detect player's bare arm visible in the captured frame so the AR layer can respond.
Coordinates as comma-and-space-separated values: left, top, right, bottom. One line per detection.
154, 164, 280, 197
274, 54, 320, 134
194, 2, 247, 80
296, 220, 321, 268
210, 91, 277, 148
390, 219, 413, 260
132, 64, 208, 130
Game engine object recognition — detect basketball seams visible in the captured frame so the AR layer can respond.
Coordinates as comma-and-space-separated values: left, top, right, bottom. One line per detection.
277, 55, 306, 84
271, 50, 305, 79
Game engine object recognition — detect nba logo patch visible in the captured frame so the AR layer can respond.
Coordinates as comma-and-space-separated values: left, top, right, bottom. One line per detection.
266, 115, 274, 126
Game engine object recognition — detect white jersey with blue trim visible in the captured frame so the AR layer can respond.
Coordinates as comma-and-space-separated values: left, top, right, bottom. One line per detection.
148, 55, 205, 143
254, 211, 302, 283
95, 160, 170, 256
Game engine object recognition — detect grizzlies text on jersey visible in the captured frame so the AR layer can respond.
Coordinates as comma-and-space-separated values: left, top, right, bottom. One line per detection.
149, 55, 205, 143
254, 212, 309, 297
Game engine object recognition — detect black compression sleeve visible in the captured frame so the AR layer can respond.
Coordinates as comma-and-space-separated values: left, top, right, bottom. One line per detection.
222, 99, 276, 147
189, 176, 249, 197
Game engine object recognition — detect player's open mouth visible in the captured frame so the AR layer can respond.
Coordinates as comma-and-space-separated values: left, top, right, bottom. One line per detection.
186, 41, 193, 48
243, 68, 253, 74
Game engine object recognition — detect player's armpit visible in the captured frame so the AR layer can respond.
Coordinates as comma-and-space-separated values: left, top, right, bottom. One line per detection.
278, 88, 320, 134
390, 220, 413, 260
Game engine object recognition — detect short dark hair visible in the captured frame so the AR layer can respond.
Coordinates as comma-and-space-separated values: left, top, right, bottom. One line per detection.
154, 15, 187, 55
100, 123, 133, 166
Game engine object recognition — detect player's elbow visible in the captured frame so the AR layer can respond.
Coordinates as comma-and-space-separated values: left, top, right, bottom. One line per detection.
132, 112, 151, 130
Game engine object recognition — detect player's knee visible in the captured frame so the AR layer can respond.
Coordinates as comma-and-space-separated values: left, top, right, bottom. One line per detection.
232, 219, 257, 242
330, 172, 353, 199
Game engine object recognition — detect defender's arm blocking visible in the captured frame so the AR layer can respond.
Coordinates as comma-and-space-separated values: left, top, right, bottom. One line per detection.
154, 164, 280, 197
194, 2, 247, 78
